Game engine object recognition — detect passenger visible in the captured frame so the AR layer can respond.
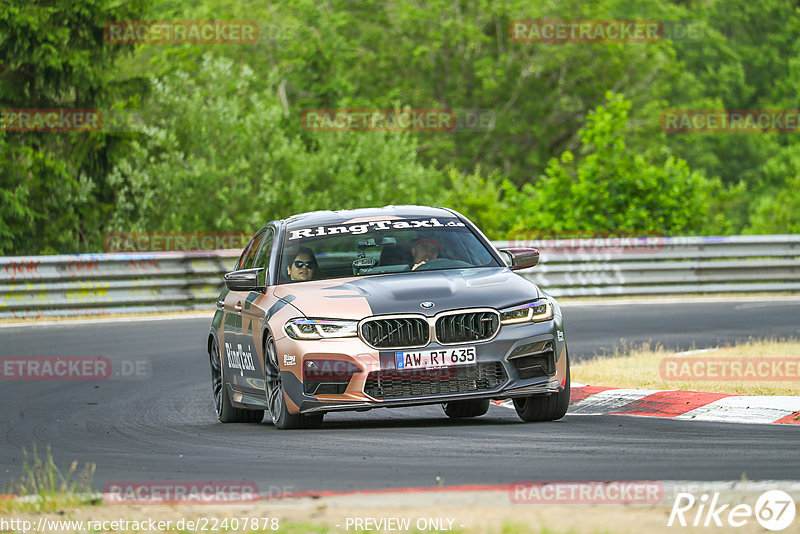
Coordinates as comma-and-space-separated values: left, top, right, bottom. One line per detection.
287, 246, 319, 282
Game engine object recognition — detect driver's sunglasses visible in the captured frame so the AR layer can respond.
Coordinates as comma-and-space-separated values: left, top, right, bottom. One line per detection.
293, 260, 315, 269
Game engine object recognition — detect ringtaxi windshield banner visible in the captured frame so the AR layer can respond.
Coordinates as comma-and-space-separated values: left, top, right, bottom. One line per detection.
287, 217, 467, 241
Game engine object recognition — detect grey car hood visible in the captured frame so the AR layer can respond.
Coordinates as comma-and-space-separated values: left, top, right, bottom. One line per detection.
276, 267, 541, 318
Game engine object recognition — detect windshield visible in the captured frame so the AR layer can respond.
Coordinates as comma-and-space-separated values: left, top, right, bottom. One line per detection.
278, 216, 501, 284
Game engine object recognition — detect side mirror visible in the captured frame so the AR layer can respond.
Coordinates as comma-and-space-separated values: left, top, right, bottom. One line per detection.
497, 248, 540, 271
223, 268, 263, 291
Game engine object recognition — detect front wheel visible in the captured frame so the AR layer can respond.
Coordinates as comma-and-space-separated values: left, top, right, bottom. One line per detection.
442, 399, 490, 418
513, 352, 570, 422
210, 339, 263, 423
264, 334, 324, 430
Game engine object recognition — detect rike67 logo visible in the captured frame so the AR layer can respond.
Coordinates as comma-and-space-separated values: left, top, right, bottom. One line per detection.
669, 490, 796, 531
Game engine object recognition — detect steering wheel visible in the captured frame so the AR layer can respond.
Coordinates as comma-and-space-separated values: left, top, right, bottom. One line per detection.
414, 258, 472, 271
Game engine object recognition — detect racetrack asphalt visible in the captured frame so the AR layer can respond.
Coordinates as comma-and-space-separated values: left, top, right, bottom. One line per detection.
1, 298, 798, 492
562, 297, 800, 361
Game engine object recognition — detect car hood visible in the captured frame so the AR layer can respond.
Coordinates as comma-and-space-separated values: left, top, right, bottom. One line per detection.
272, 267, 541, 319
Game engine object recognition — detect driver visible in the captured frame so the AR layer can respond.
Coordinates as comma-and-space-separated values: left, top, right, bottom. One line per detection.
411, 238, 444, 270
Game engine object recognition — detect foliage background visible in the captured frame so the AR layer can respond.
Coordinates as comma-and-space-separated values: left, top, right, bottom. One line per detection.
2, 0, 799, 254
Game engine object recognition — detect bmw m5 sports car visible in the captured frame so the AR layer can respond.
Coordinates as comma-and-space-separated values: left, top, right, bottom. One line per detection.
207, 205, 570, 429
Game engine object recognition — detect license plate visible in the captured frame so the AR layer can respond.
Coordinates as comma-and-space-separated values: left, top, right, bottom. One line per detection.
394, 346, 477, 371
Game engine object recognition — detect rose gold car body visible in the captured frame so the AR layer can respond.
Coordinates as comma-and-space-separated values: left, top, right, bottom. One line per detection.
207, 206, 570, 428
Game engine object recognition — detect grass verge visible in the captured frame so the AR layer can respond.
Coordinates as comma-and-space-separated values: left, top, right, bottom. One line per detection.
572, 338, 800, 395
1, 445, 98, 513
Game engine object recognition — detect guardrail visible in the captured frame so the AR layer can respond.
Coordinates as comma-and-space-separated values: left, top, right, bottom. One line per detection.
496, 234, 800, 297
0, 251, 239, 319
1, 235, 798, 318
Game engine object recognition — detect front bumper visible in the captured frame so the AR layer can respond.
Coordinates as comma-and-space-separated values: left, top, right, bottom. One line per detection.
276, 317, 568, 415
298, 376, 563, 414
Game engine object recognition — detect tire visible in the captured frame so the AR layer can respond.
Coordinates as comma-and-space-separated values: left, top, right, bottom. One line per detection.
513, 352, 571, 422
264, 334, 324, 430
210, 338, 264, 423
442, 399, 490, 418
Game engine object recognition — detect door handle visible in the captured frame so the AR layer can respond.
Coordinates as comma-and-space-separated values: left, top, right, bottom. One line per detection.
216, 300, 224, 310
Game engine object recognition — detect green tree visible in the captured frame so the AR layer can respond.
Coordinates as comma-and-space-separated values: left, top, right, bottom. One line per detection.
746, 175, 800, 234
746, 144, 800, 233
108, 55, 445, 233
662, 0, 800, 225
0, 0, 151, 254
129, 0, 690, 186
506, 93, 719, 237
438, 167, 511, 239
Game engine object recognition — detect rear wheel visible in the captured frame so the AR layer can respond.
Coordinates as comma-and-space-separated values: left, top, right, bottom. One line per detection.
513, 352, 570, 422
210, 339, 263, 423
442, 399, 490, 418
264, 334, 324, 430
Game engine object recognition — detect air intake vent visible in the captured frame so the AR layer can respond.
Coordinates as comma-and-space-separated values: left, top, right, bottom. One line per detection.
509, 340, 555, 379
360, 317, 429, 348
364, 362, 507, 400
435, 311, 499, 344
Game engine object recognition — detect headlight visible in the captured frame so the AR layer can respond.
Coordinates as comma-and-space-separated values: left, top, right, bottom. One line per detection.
499, 300, 553, 324
284, 318, 358, 340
